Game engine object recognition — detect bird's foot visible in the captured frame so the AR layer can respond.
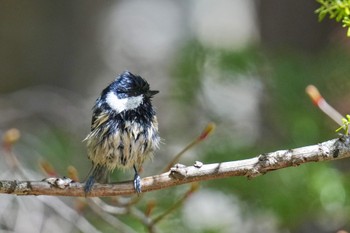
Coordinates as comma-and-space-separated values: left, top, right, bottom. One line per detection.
133, 173, 142, 193
133, 165, 142, 193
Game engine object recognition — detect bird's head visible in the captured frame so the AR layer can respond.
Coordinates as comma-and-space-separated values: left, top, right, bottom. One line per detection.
101, 71, 158, 113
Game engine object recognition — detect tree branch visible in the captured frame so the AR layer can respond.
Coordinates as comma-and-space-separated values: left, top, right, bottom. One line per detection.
1, 136, 349, 197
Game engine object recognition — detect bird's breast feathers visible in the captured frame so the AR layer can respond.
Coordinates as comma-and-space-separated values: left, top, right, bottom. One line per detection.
85, 114, 159, 170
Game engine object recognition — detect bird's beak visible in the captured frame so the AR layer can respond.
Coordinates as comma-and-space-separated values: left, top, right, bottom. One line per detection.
146, 90, 159, 98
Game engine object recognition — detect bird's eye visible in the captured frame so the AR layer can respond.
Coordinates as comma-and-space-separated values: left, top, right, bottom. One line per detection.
126, 89, 140, 96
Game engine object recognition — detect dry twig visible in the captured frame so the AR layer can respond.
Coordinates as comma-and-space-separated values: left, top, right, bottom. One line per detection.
0, 135, 349, 197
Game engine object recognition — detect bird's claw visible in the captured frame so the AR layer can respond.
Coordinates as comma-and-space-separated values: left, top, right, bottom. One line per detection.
133, 173, 142, 193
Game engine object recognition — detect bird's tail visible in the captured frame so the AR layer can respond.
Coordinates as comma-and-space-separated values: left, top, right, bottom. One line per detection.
84, 164, 109, 194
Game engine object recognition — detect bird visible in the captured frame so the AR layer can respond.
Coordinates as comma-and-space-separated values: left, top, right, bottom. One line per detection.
83, 71, 160, 194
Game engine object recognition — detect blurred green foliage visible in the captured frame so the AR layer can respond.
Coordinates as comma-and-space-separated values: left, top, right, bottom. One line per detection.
216, 46, 263, 74
171, 41, 206, 104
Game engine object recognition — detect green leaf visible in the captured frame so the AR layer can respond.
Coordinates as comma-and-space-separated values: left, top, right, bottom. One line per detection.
315, 0, 350, 37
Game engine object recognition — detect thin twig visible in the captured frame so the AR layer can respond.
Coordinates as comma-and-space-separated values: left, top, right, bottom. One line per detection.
162, 122, 215, 172
88, 197, 128, 215
38, 196, 102, 233
151, 183, 198, 224
0, 136, 349, 197
87, 198, 138, 233
306, 85, 344, 125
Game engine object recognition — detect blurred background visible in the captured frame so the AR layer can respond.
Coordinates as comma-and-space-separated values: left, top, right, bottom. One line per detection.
1, 0, 350, 232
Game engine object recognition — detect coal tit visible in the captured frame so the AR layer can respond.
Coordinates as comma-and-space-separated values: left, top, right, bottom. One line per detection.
84, 71, 160, 194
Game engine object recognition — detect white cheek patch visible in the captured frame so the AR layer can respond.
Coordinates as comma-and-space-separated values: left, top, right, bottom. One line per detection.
106, 92, 143, 113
